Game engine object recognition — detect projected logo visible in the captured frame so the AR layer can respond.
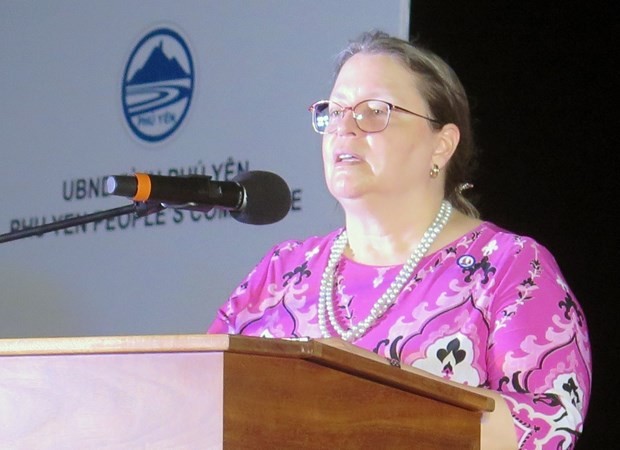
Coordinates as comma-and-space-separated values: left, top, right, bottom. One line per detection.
122, 27, 194, 143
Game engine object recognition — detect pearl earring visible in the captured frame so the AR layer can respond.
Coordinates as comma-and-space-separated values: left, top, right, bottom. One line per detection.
430, 164, 440, 178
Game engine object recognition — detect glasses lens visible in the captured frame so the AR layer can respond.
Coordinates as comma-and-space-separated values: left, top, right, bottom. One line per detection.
311, 101, 331, 134
354, 100, 390, 132
310, 100, 392, 134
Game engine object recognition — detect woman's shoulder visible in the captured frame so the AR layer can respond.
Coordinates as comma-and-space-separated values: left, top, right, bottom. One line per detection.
448, 213, 538, 247
476, 221, 552, 251
438, 212, 544, 257
469, 221, 563, 273
266, 228, 343, 260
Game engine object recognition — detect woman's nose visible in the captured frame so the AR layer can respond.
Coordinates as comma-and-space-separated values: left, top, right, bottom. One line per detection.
335, 108, 360, 136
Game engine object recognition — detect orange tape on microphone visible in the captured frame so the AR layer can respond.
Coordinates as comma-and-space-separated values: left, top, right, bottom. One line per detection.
133, 173, 152, 201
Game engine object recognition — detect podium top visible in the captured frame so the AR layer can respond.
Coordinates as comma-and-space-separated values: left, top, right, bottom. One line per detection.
0, 333, 494, 413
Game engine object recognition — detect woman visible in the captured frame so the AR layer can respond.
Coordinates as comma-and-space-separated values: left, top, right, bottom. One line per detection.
209, 31, 591, 449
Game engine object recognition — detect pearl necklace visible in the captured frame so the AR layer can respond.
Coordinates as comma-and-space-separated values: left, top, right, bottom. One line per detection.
318, 200, 453, 341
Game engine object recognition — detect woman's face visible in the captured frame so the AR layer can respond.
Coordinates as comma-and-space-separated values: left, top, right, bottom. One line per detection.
322, 53, 446, 207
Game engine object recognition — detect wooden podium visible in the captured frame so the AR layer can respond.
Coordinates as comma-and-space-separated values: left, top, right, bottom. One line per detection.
0, 334, 493, 448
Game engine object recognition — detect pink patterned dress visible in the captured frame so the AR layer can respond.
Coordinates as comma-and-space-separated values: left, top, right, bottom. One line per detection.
208, 222, 591, 449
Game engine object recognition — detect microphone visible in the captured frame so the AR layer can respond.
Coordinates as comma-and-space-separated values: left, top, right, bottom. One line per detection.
104, 171, 292, 225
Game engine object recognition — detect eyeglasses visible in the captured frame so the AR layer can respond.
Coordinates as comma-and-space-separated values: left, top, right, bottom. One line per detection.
308, 99, 441, 134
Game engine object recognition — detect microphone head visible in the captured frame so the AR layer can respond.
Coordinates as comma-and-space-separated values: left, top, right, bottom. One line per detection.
231, 171, 292, 225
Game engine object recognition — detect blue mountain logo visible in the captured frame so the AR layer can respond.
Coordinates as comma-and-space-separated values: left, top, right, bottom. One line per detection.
122, 28, 194, 143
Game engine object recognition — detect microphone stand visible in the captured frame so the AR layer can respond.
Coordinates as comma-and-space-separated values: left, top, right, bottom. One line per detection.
0, 202, 166, 245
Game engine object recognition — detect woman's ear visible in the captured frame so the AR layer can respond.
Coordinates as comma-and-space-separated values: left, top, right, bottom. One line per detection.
432, 123, 460, 169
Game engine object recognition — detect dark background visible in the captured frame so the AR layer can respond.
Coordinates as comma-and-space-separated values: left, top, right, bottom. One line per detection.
410, 2, 616, 448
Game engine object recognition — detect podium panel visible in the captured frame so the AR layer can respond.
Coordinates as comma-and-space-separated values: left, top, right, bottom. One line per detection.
0, 352, 224, 447
0, 334, 492, 449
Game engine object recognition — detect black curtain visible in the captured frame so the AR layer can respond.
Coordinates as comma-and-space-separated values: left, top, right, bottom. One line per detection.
410, 2, 615, 448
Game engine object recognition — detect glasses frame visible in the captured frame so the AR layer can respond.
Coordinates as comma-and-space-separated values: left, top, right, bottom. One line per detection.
308, 98, 442, 134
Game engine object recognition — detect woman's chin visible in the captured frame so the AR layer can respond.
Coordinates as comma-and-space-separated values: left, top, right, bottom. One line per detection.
328, 180, 367, 201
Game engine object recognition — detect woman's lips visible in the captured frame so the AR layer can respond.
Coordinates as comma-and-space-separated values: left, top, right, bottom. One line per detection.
335, 152, 362, 163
